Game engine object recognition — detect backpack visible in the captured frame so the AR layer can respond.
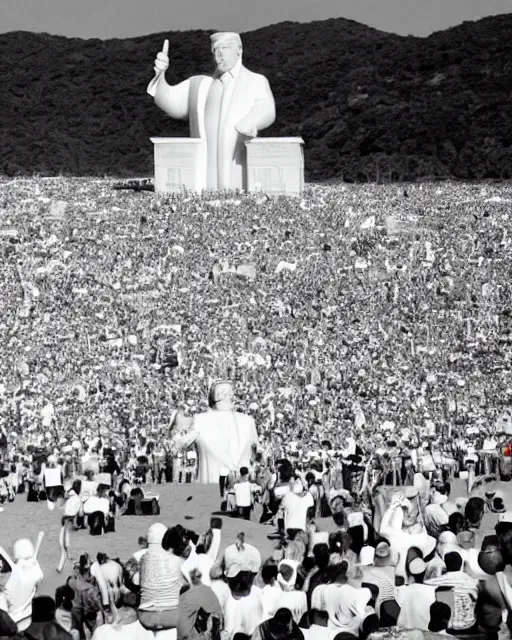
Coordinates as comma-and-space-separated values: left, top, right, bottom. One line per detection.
67, 571, 102, 619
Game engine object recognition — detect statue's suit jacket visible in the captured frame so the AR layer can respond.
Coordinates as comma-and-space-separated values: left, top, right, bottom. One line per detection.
147, 65, 276, 190
172, 409, 259, 484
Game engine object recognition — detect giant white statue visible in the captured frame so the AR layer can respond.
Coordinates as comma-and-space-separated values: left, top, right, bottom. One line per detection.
172, 381, 259, 484
148, 32, 276, 190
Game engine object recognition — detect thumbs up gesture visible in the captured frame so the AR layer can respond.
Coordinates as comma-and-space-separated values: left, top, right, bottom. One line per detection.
153, 39, 169, 75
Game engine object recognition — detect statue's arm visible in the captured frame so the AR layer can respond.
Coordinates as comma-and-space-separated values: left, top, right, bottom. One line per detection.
171, 415, 200, 450
147, 74, 191, 121
236, 77, 276, 136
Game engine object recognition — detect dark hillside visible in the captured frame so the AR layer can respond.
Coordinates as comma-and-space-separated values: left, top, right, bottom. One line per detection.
1, 14, 511, 180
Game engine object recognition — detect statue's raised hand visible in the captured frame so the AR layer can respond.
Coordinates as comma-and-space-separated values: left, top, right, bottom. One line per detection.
154, 39, 169, 75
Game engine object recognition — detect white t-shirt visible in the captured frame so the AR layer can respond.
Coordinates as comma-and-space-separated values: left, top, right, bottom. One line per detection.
43, 466, 63, 488
281, 491, 314, 531
396, 583, 436, 630
91, 620, 153, 640
234, 481, 252, 507
63, 492, 82, 517
83, 496, 109, 515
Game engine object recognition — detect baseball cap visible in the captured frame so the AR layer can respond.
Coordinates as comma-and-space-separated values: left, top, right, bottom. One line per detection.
409, 558, 426, 575
147, 523, 167, 545
359, 546, 375, 566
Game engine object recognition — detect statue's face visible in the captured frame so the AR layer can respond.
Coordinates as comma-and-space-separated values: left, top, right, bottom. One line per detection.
402, 497, 420, 528
213, 41, 241, 73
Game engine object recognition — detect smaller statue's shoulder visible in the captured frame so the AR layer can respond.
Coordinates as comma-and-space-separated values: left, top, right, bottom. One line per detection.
190, 74, 213, 82
234, 410, 255, 423
240, 66, 269, 82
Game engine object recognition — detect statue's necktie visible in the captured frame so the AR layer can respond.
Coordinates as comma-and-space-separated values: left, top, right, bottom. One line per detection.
219, 72, 232, 120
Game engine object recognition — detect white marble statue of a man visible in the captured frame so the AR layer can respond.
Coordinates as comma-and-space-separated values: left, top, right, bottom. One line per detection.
172, 381, 259, 484
148, 32, 276, 191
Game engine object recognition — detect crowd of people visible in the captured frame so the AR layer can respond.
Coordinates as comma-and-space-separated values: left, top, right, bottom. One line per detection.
1, 444, 512, 640
1, 178, 512, 453
1, 176, 512, 639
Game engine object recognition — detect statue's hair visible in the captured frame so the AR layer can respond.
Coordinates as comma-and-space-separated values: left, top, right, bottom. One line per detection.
208, 380, 234, 407
210, 32, 242, 51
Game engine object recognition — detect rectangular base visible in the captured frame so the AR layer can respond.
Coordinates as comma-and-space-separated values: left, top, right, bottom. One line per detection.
245, 137, 305, 197
151, 137, 206, 194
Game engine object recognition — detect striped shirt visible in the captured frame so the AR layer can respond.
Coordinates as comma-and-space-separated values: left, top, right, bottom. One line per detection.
361, 566, 397, 605
139, 546, 185, 610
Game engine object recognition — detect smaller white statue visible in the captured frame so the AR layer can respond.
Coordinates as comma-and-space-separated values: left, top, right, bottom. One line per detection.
172, 381, 259, 484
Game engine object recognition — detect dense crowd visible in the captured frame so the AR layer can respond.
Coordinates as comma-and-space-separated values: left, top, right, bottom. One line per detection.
1, 177, 512, 639
1, 178, 512, 454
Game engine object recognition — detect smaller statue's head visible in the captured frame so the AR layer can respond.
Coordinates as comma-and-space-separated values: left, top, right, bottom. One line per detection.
210, 32, 242, 74
13, 538, 35, 565
208, 380, 234, 409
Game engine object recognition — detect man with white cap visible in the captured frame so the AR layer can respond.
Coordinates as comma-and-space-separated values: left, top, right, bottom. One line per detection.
148, 32, 276, 190
138, 523, 186, 635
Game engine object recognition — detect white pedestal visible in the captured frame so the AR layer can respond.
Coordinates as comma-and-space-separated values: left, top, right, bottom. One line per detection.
245, 137, 305, 197
151, 137, 206, 194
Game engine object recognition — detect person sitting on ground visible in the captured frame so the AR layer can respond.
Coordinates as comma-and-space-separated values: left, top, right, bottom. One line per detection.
125, 536, 148, 590
311, 560, 373, 637
23, 595, 60, 640
428, 601, 452, 635
260, 560, 282, 620
91, 603, 153, 640
251, 607, 304, 640
301, 543, 331, 610
91, 554, 123, 608
395, 557, 436, 631
177, 568, 223, 640
54, 585, 79, 640
426, 550, 479, 633
83, 488, 110, 536
359, 543, 397, 615
67, 552, 110, 639
138, 523, 186, 634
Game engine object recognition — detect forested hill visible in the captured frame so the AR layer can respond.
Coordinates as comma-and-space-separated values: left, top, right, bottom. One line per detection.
1, 14, 511, 181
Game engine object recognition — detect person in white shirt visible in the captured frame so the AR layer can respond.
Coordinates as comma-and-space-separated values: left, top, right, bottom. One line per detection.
91, 554, 124, 607
127, 536, 148, 588
280, 489, 314, 536
234, 467, 254, 520
396, 558, 436, 630
41, 455, 64, 511
312, 561, 372, 637
83, 488, 110, 536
